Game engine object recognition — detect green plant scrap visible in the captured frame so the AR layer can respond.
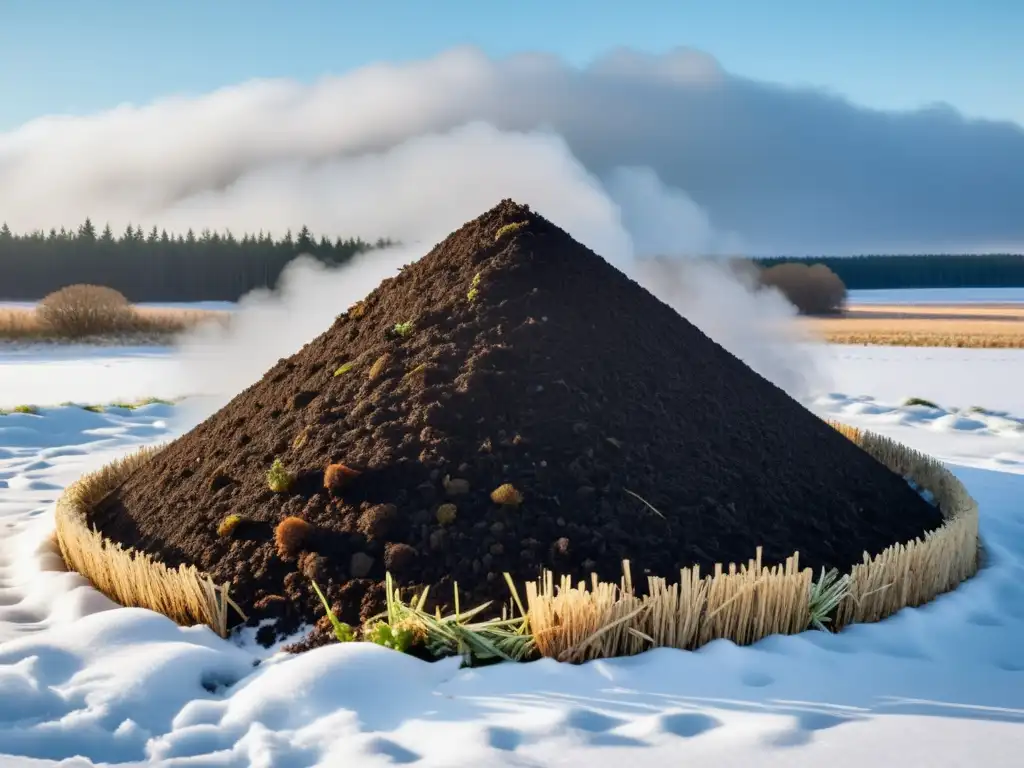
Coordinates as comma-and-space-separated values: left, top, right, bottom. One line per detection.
217, 514, 243, 538
467, 271, 482, 302
311, 580, 355, 643
495, 221, 526, 241
266, 458, 294, 493
807, 567, 851, 632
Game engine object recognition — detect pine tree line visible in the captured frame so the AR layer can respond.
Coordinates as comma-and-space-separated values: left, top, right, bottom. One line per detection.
753, 254, 1024, 290
1, 217, 1023, 300
0, 219, 391, 302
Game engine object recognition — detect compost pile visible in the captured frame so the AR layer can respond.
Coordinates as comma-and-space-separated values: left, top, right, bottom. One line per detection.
92, 200, 945, 647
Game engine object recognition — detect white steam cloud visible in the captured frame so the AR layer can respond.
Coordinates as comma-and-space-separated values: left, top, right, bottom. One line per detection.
22, 46, 971, 405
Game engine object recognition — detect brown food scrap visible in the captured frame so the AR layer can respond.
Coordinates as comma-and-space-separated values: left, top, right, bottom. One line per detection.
275, 516, 313, 560
324, 462, 361, 492
490, 483, 523, 506
367, 354, 390, 380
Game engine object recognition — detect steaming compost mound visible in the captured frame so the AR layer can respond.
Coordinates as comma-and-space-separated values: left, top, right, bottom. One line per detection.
91, 200, 944, 647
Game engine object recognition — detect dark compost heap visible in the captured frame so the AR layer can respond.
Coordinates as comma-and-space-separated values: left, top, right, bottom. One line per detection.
91, 200, 944, 648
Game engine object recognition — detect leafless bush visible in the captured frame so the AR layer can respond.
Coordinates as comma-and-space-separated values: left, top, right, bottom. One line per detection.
36, 285, 135, 337
758, 263, 847, 315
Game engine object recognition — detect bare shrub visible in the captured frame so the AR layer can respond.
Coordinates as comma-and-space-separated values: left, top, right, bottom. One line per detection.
758, 263, 847, 315
36, 285, 135, 337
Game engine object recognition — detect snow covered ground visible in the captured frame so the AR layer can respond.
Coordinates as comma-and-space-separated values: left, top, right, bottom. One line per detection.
847, 287, 1024, 305
1, 345, 1022, 766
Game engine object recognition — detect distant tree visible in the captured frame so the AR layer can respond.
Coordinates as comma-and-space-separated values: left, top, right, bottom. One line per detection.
78, 218, 96, 242
296, 225, 315, 254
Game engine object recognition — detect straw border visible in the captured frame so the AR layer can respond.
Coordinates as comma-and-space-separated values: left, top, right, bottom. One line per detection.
53, 423, 978, 652
53, 444, 243, 637
525, 421, 979, 660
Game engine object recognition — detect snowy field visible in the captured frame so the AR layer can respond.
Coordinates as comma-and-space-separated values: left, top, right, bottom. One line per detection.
1, 345, 1023, 765
847, 287, 1024, 305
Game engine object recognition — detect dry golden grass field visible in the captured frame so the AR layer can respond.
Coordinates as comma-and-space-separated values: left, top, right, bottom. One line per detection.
0, 305, 228, 341
2, 300, 1023, 348
804, 303, 1024, 348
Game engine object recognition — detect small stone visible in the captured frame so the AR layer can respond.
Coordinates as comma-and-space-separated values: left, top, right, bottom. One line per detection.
349, 552, 375, 578
489, 521, 505, 535
489, 543, 504, 556
482, 553, 494, 570
576, 486, 596, 500
444, 478, 471, 496
429, 529, 447, 551
553, 537, 570, 557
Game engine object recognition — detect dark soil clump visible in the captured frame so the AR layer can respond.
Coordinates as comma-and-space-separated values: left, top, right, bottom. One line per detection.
91, 200, 945, 649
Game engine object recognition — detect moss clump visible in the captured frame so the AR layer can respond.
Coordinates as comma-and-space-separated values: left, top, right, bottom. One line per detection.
334, 361, 355, 376
495, 221, 526, 241
12, 405, 38, 414
217, 514, 243, 538
491, 483, 523, 506
348, 301, 367, 320
393, 321, 415, 337
436, 503, 457, 525
266, 458, 294, 493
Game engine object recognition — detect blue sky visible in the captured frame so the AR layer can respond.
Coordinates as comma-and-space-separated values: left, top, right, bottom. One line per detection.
2, 0, 1021, 131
